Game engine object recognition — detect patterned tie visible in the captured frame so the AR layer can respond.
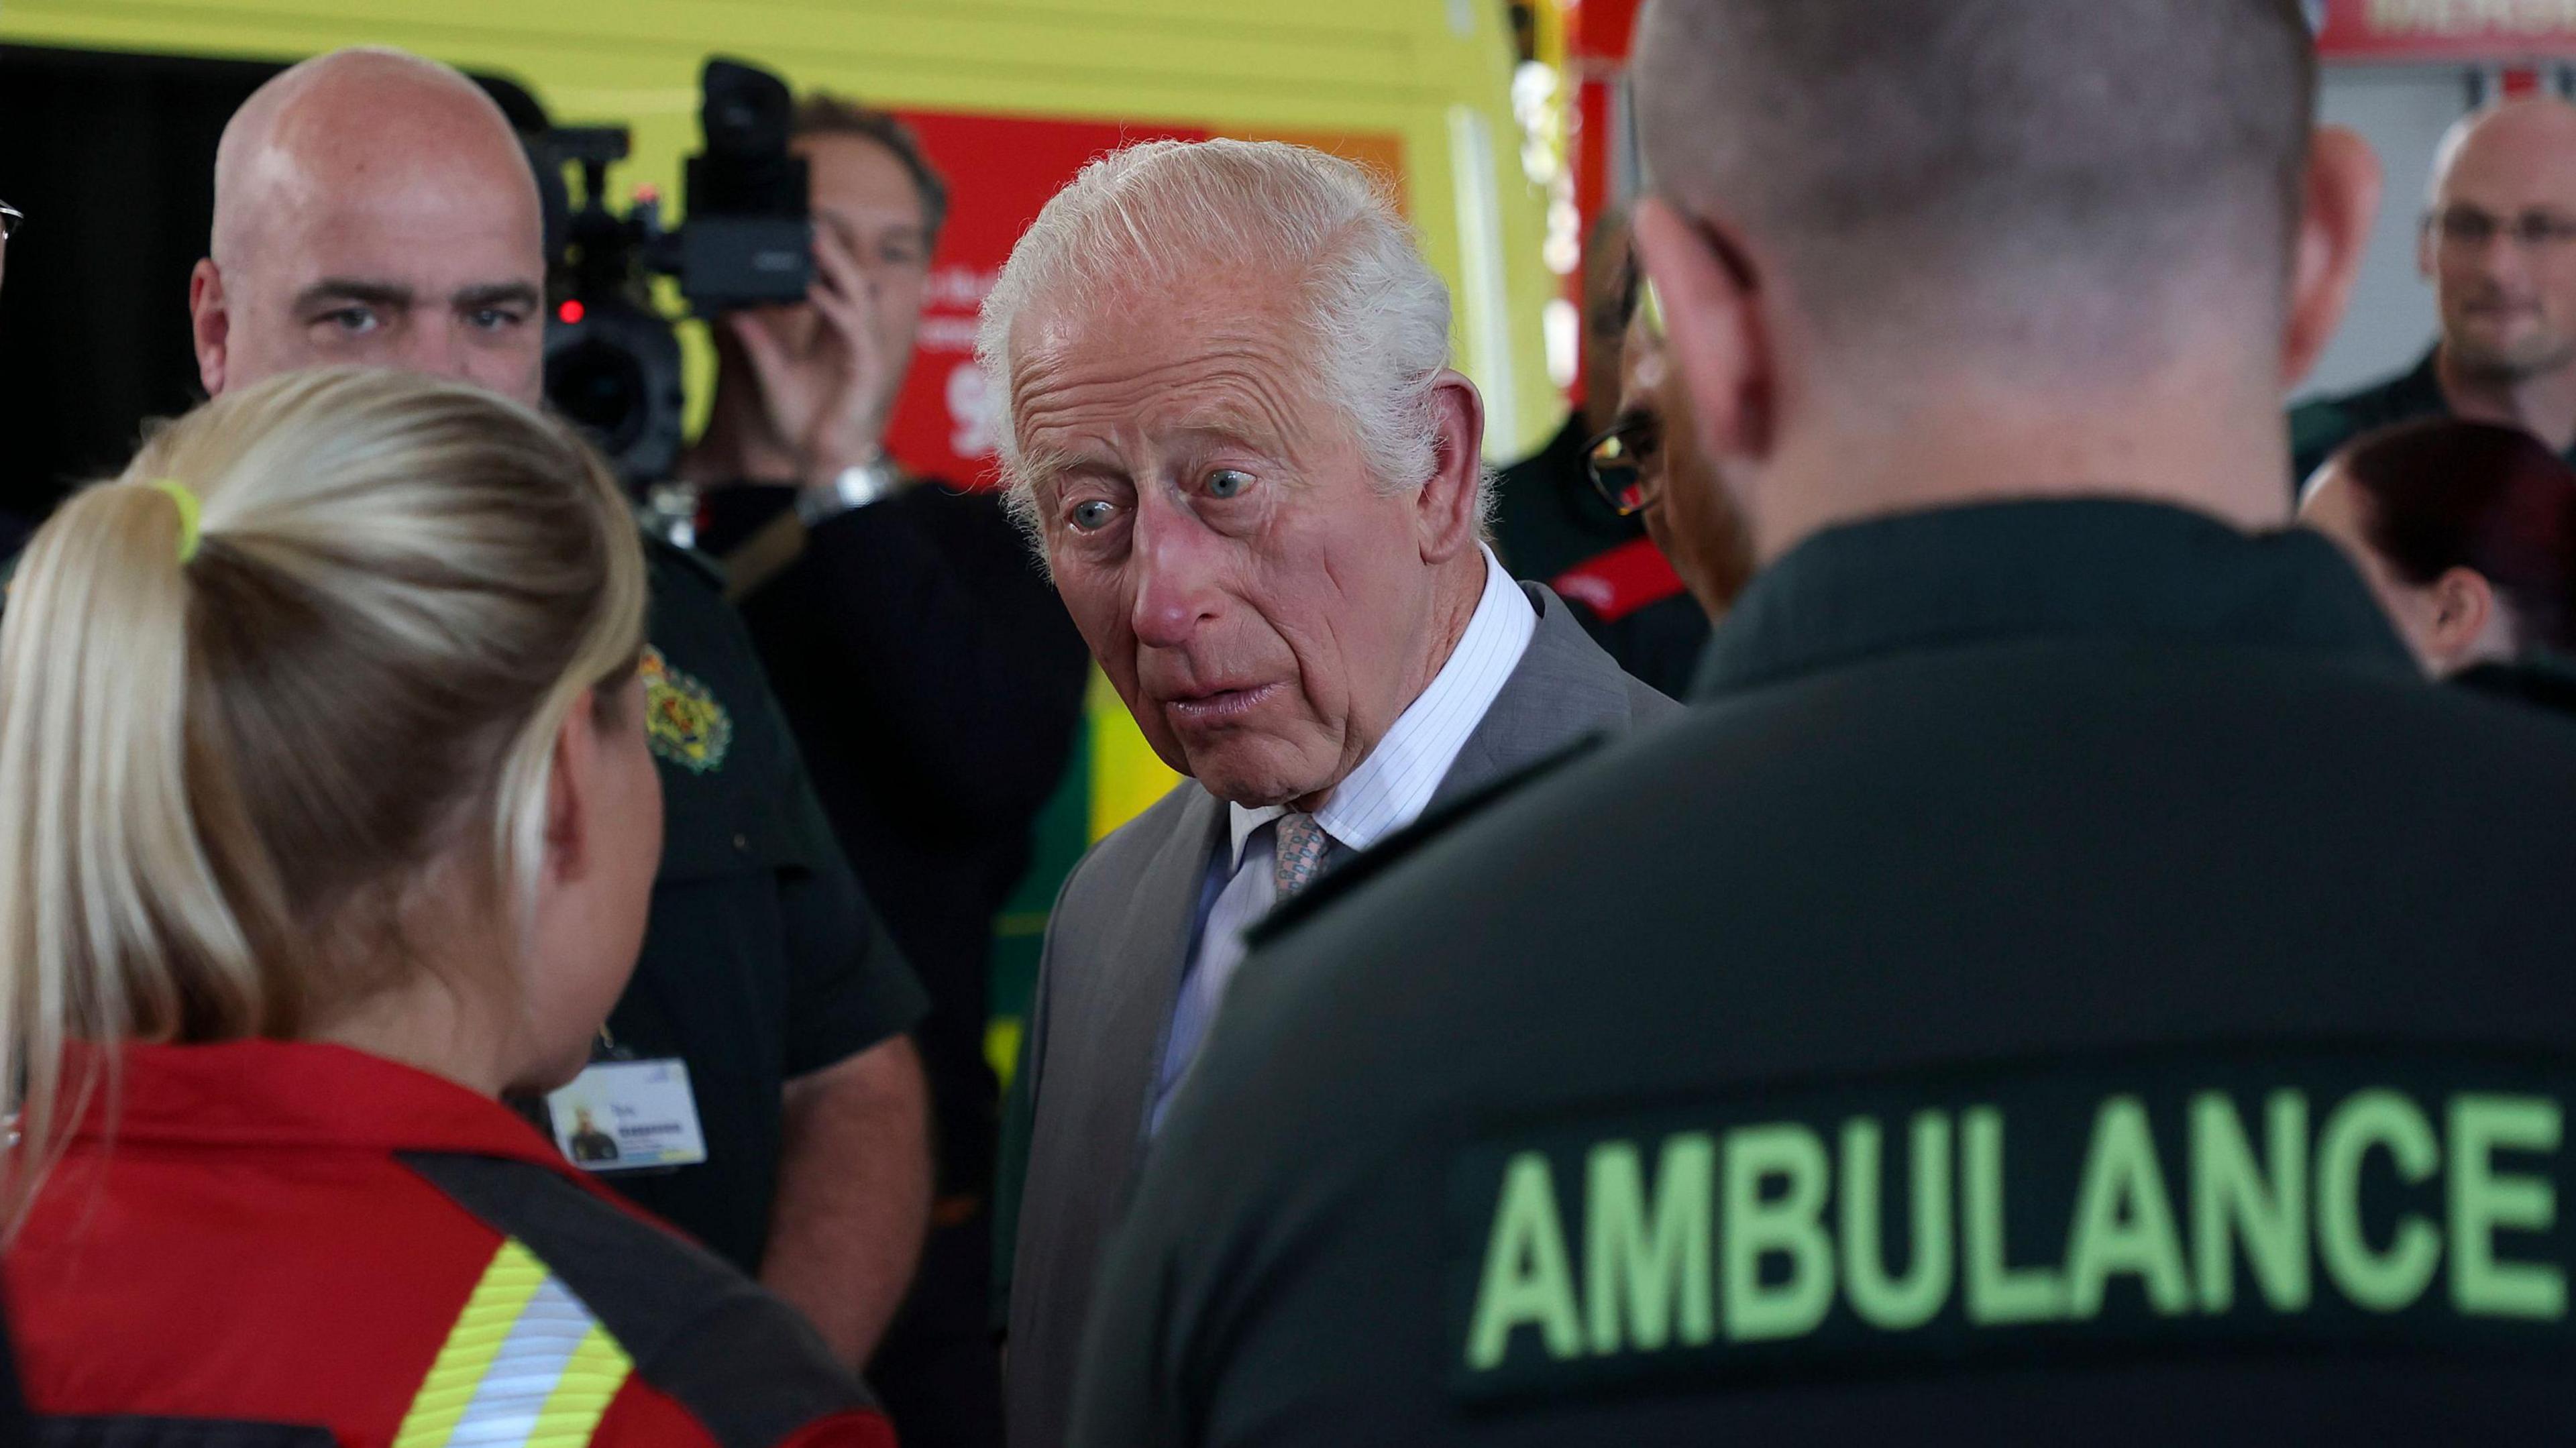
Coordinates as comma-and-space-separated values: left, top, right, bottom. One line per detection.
1272, 812, 1332, 900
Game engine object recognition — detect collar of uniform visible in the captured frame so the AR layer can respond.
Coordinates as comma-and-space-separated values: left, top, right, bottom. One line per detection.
1224, 546, 1538, 868
2390, 347, 2576, 467
2382, 346, 2448, 421
1695, 498, 2416, 700
59, 1038, 576, 1171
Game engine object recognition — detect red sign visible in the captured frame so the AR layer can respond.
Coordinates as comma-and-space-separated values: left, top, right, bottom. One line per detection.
879, 112, 1207, 490
877, 111, 1405, 490
2316, 0, 2576, 60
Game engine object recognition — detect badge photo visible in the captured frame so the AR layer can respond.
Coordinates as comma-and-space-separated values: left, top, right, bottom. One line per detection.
544, 1057, 710, 1173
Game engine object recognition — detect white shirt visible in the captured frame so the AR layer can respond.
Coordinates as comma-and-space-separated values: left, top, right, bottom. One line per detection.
1148, 547, 1537, 1131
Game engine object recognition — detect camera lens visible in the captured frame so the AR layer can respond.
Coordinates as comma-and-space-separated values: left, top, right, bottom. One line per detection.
547, 337, 645, 452
543, 297, 685, 490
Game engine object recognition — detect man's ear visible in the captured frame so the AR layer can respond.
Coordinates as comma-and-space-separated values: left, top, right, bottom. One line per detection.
189, 258, 232, 398
1413, 368, 1487, 565
1631, 197, 1771, 472
2426, 566, 2500, 671
2286, 126, 2383, 391
543, 689, 604, 888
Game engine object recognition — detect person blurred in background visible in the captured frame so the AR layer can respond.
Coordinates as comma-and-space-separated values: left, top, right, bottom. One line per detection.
1493, 209, 1711, 694
2292, 98, 2576, 486
1589, 265, 1754, 626
2302, 418, 2576, 685
183, 47, 933, 1372
684, 94, 1090, 1448
1, 368, 891, 1448
979, 137, 1677, 1448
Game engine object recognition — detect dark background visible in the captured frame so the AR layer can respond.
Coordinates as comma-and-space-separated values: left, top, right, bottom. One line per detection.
0, 46, 288, 532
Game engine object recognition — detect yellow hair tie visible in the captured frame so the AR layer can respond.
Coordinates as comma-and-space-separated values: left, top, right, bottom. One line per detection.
149, 480, 202, 564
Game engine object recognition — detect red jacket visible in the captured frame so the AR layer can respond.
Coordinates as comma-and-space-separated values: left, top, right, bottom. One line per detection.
5, 1039, 895, 1448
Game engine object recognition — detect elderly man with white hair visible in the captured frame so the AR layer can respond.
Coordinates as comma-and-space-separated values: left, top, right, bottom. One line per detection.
983, 138, 1676, 1448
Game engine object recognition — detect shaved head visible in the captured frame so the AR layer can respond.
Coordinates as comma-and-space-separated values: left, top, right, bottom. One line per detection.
2422, 98, 2576, 384
1634, 0, 2316, 388
191, 47, 547, 404
2430, 98, 2576, 207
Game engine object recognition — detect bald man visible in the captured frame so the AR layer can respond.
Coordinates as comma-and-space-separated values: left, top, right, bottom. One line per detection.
187, 48, 934, 1371
2292, 97, 2576, 488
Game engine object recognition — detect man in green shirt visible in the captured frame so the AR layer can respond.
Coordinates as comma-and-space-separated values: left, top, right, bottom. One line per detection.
2290, 98, 2576, 490
1071, 1, 2576, 1442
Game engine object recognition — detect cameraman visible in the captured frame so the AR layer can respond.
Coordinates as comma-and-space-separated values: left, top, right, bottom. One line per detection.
182, 48, 934, 1371
684, 98, 1090, 1448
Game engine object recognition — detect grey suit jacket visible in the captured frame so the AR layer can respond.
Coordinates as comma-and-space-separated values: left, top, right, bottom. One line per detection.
1004, 583, 1677, 1448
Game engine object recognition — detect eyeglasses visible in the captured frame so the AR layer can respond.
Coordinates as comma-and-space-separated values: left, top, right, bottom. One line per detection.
0, 201, 20, 241
1635, 274, 1666, 342
1585, 410, 1663, 517
2427, 206, 2576, 252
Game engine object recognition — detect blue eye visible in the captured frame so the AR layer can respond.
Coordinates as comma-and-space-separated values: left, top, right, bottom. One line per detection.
1069, 500, 1119, 533
1207, 469, 1252, 500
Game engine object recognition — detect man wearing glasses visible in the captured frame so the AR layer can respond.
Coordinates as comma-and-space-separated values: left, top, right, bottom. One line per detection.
2292, 97, 2576, 490
1585, 267, 1754, 627
1493, 213, 1711, 695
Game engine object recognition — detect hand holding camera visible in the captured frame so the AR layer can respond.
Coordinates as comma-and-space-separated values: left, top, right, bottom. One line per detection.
727, 222, 909, 492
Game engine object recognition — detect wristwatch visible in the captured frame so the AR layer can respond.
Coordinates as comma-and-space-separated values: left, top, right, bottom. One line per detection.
795, 456, 902, 527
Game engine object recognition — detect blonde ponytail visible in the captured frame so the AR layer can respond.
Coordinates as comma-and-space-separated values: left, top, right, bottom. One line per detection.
0, 368, 647, 1235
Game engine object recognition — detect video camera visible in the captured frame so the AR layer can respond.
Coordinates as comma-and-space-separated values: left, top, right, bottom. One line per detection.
528, 58, 812, 488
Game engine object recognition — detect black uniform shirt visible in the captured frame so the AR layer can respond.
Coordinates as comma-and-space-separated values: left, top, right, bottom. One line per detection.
598, 539, 928, 1274
700, 482, 1089, 1204
1075, 500, 2576, 1447
2288, 347, 2576, 495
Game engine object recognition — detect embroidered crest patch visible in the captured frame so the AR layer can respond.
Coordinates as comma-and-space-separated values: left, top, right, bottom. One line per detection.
640, 645, 733, 774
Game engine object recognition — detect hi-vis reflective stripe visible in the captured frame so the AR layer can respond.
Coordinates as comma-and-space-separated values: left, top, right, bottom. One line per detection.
394, 1239, 635, 1448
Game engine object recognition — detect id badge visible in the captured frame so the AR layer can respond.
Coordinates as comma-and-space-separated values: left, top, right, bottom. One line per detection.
545, 1058, 709, 1172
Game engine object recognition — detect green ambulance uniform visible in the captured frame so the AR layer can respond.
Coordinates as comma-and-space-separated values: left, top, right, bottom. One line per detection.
1073, 500, 2576, 1446
2288, 347, 2576, 496
596, 538, 928, 1274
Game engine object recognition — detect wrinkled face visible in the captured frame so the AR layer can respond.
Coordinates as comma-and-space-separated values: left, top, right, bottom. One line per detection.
2427, 123, 2576, 382
202, 142, 545, 405
1013, 279, 1447, 807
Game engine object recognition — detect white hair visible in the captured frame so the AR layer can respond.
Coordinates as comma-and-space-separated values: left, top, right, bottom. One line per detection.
975, 139, 1483, 537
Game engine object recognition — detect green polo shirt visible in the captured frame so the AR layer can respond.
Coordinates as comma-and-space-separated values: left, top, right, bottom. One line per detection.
596, 538, 927, 1274
1073, 499, 2576, 1446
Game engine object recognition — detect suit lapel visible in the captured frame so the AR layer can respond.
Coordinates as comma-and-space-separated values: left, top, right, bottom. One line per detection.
1091, 787, 1228, 1188
1431, 583, 1642, 810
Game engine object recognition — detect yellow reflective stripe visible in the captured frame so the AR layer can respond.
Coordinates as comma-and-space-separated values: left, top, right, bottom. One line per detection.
525, 1323, 633, 1448
394, 1239, 551, 1448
